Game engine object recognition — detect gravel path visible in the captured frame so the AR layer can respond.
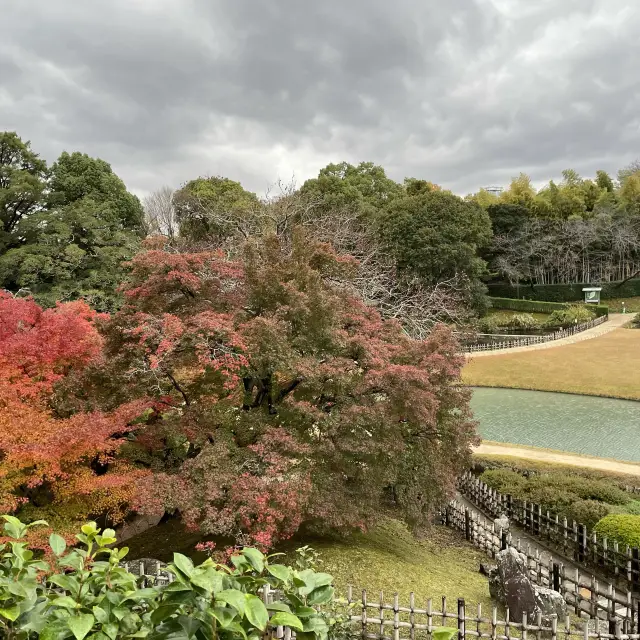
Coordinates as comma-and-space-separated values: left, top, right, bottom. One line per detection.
475, 442, 640, 477
468, 313, 635, 358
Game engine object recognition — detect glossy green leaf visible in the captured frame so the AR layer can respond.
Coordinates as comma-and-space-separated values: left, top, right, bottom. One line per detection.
241, 548, 264, 573
171, 553, 194, 578
244, 594, 268, 631
433, 628, 459, 640
67, 613, 95, 640
216, 590, 246, 615
269, 612, 304, 631
265, 602, 291, 613
266, 564, 291, 582
0, 605, 21, 621
212, 606, 237, 628
307, 586, 334, 605
49, 533, 67, 557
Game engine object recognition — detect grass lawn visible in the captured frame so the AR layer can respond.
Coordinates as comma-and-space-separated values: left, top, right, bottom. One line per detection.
462, 328, 640, 400
286, 519, 492, 608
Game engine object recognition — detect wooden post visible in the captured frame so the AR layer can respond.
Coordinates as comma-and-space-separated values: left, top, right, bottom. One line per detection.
577, 524, 587, 564
506, 494, 513, 519
632, 548, 640, 593
465, 509, 472, 542
458, 599, 465, 640
501, 529, 508, 552
552, 563, 561, 592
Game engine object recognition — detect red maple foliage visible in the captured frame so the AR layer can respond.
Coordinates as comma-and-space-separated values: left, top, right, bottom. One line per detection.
81, 231, 479, 550
0, 293, 151, 542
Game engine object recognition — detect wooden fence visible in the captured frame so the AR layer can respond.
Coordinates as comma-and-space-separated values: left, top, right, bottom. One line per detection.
442, 500, 638, 628
457, 474, 640, 595
121, 548, 640, 640
344, 586, 640, 640
464, 315, 607, 352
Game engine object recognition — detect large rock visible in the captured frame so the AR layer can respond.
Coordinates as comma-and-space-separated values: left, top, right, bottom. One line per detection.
489, 548, 567, 624
494, 515, 510, 532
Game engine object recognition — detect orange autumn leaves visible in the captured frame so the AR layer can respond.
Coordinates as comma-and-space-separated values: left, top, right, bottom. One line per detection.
0, 292, 149, 534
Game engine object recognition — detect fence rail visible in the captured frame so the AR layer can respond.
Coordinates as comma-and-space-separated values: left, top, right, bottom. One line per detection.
443, 499, 638, 628
458, 474, 640, 595
464, 315, 607, 352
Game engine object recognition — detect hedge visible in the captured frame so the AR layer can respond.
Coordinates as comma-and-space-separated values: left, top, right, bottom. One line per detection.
488, 296, 609, 317
594, 514, 640, 548
487, 278, 640, 303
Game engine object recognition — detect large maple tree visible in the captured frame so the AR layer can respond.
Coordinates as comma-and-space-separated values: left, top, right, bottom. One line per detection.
81, 231, 478, 550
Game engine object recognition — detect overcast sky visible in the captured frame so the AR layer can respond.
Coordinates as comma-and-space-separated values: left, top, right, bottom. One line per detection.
1, 0, 639, 197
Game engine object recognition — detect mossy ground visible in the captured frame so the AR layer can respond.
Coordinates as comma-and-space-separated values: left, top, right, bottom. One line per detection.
282, 519, 493, 609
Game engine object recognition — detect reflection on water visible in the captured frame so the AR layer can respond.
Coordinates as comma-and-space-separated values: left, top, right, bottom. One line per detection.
470, 387, 640, 462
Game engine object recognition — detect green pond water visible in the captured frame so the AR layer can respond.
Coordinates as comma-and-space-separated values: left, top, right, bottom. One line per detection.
470, 387, 640, 462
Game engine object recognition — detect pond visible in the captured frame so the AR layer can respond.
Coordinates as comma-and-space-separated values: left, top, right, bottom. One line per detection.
470, 387, 640, 462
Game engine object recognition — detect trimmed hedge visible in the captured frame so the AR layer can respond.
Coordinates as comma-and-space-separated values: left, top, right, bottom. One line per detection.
487, 279, 640, 303
480, 469, 631, 524
488, 296, 609, 317
594, 514, 640, 548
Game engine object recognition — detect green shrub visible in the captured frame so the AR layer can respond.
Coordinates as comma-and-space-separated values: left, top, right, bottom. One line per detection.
525, 475, 629, 506
0, 516, 344, 640
506, 313, 539, 330
477, 316, 501, 334
594, 514, 640, 548
480, 469, 528, 494
525, 486, 579, 513
545, 305, 595, 329
622, 500, 640, 515
565, 500, 614, 528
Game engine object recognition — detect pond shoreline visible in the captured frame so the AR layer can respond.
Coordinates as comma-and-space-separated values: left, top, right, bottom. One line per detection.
475, 441, 640, 476
463, 383, 640, 403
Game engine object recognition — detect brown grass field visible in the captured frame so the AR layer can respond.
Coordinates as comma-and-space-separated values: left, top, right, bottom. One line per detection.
462, 328, 640, 400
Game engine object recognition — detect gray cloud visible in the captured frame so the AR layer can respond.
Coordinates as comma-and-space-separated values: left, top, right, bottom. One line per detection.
1, 0, 639, 196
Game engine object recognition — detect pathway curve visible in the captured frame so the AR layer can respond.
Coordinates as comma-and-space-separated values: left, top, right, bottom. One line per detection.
475, 442, 640, 477
468, 313, 635, 358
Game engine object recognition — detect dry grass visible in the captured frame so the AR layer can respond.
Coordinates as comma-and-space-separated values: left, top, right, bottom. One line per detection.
462, 328, 640, 400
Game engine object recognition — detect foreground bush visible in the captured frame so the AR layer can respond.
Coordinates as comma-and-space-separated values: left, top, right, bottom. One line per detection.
0, 516, 342, 640
594, 514, 640, 548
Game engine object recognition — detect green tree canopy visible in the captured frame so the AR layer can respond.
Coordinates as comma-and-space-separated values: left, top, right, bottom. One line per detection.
0, 137, 143, 311
173, 175, 260, 241
0, 132, 48, 252
48, 151, 144, 228
379, 190, 492, 284
300, 161, 402, 217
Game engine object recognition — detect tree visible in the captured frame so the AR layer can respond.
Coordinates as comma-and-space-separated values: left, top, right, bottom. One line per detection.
379, 190, 492, 284
143, 185, 177, 238
0, 292, 150, 539
173, 176, 261, 242
75, 231, 477, 550
300, 161, 402, 218
48, 151, 144, 229
0, 149, 144, 311
0, 132, 48, 252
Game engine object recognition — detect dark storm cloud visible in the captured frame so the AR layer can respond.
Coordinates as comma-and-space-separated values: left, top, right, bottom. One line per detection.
1, 0, 639, 196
